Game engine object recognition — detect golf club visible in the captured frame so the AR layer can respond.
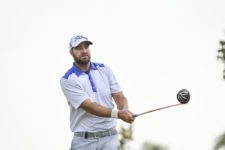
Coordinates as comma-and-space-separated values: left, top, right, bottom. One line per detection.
133, 89, 190, 118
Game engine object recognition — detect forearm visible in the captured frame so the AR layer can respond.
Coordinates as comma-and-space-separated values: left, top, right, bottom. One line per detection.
79, 98, 134, 123
80, 99, 134, 123
117, 99, 128, 110
112, 92, 129, 110
80, 99, 112, 117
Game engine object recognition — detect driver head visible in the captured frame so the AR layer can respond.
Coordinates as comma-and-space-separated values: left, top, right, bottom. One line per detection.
177, 89, 190, 104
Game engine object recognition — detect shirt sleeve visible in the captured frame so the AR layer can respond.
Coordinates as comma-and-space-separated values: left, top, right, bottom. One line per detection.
104, 65, 122, 94
60, 78, 90, 109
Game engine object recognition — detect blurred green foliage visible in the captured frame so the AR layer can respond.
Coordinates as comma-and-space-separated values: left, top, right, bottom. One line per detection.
119, 124, 168, 150
141, 141, 168, 150
214, 132, 225, 150
217, 40, 225, 79
214, 34, 225, 150
119, 124, 133, 150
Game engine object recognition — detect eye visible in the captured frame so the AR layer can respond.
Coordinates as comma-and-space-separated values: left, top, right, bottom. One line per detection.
84, 44, 89, 49
75, 45, 82, 50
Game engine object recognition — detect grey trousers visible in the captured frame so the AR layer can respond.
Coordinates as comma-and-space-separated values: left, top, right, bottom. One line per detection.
70, 134, 120, 150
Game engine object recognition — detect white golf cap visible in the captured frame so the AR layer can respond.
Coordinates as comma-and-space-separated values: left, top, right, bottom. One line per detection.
69, 34, 93, 49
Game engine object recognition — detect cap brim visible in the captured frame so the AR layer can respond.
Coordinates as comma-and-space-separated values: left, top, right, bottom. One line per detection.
79, 41, 93, 46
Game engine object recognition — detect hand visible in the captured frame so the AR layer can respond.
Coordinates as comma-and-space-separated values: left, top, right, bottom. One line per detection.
118, 110, 135, 123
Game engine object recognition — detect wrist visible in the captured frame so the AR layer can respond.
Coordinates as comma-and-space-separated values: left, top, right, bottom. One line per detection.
111, 108, 118, 118
122, 104, 128, 110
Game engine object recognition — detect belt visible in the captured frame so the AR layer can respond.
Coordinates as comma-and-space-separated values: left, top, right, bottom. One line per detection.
74, 129, 117, 139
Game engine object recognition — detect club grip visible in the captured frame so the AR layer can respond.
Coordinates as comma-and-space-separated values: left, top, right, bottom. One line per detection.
133, 114, 138, 118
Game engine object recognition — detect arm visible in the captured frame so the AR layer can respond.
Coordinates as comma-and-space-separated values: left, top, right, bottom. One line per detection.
80, 99, 112, 117
112, 92, 128, 110
112, 92, 134, 123
80, 98, 134, 123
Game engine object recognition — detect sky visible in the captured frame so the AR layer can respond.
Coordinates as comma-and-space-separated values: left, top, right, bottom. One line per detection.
1, 0, 225, 150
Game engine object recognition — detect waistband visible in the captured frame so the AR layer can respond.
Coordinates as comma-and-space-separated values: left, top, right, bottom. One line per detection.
74, 129, 117, 139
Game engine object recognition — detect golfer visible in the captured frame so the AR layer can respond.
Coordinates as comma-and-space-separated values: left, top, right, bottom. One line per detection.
60, 34, 134, 150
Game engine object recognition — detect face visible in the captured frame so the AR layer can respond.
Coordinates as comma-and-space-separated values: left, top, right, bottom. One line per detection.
70, 42, 91, 65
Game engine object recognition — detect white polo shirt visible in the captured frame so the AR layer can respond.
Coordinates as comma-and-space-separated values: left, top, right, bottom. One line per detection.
60, 62, 122, 132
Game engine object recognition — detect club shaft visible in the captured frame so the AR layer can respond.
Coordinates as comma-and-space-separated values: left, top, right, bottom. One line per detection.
133, 103, 181, 118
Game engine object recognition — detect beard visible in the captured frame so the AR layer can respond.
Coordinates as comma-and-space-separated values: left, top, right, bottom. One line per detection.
73, 55, 91, 65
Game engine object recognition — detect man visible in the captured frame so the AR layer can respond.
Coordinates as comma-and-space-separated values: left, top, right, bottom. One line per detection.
60, 34, 134, 150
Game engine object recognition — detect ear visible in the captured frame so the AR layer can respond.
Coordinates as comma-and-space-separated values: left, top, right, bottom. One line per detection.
69, 49, 73, 56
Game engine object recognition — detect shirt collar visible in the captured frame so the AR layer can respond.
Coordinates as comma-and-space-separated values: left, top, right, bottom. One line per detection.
72, 62, 97, 76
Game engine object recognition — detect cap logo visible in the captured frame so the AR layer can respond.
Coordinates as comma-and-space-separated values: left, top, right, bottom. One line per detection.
73, 35, 87, 43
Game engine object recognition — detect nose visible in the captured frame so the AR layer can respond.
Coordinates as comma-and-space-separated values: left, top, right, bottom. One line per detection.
81, 47, 88, 53
80, 46, 88, 53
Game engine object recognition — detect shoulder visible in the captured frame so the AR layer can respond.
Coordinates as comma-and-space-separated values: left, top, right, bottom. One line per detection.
91, 62, 105, 68
60, 73, 80, 89
92, 62, 112, 72
92, 62, 117, 79
62, 67, 74, 80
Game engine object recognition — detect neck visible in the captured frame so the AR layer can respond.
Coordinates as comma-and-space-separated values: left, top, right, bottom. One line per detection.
74, 62, 90, 72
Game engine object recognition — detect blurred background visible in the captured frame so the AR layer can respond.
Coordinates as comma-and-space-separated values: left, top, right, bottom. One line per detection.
0, 0, 225, 150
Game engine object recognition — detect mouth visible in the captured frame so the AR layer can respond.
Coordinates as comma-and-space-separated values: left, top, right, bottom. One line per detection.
80, 55, 90, 61
81, 55, 89, 58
